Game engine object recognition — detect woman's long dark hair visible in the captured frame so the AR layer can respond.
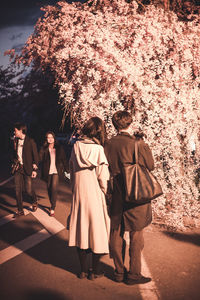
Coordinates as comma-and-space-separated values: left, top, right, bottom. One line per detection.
81, 117, 107, 146
43, 131, 58, 149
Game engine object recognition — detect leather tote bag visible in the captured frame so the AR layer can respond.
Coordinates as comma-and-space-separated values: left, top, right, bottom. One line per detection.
123, 142, 163, 204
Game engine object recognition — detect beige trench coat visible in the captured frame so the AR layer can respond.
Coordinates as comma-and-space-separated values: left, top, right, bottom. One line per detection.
68, 139, 110, 254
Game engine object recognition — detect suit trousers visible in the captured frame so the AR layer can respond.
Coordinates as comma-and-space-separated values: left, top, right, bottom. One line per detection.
110, 223, 144, 280
14, 167, 37, 212
47, 174, 59, 210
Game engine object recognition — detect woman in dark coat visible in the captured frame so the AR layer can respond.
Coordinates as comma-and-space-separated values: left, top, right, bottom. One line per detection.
39, 131, 68, 216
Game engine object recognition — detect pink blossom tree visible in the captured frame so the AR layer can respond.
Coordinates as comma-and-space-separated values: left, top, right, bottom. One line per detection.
9, 0, 200, 229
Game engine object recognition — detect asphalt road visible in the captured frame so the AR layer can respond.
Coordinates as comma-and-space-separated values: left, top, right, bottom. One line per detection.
0, 173, 200, 300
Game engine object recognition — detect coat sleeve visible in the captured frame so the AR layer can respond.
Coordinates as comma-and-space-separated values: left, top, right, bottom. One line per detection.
10, 138, 18, 162
104, 141, 113, 174
60, 145, 69, 172
31, 139, 39, 166
96, 163, 110, 195
69, 152, 75, 192
138, 141, 154, 171
39, 147, 44, 163
95, 146, 110, 194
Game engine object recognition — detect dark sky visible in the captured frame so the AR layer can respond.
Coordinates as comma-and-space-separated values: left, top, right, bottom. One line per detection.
0, 1, 86, 67
0, 1, 59, 29
0, 1, 88, 29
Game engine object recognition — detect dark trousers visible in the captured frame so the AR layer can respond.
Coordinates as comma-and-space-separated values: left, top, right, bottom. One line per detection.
47, 174, 59, 210
110, 224, 144, 280
14, 168, 37, 212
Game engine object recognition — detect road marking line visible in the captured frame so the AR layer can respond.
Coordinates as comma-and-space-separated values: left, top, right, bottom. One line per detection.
0, 176, 13, 186
0, 208, 65, 236
31, 208, 65, 235
0, 208, 65, 265
140, 253, 160, 300
124, 232, 160, 300
0, 228, 51, 265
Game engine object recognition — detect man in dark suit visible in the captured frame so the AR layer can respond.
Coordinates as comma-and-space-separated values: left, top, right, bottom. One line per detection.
12, 122, 39, 217
104, 111, 154, 285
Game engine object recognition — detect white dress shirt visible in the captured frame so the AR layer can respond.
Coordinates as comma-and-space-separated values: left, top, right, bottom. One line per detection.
17, 138, 24, 165
49, 148, 58, 174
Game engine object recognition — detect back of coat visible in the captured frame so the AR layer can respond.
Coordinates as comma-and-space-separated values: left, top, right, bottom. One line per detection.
104, 132, 154, 231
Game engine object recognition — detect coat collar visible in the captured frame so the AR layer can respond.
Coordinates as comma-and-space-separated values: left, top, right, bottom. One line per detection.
118, 131, 132, 137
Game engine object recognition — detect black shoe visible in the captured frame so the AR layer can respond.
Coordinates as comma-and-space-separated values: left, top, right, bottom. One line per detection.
77, 272, 88, 279
114, 268, 127, 283
31, 203, 38, 212
125, 276, 152, 285
94, 272, 104, 279
14, 210, 24, 218
88, 270, 104, 281
114, 274, 124, 283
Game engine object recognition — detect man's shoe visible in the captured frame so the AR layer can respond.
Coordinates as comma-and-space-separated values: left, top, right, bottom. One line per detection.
114, 274, 124, 283
114, 269, 127, 283
14, 210, 24, 218
94, 272, 104, 279
125, 276, 152, 285
88, 271, 94, 281
88, 269, 104, 281
77, 272, 88, 279
31, 203, 38, 212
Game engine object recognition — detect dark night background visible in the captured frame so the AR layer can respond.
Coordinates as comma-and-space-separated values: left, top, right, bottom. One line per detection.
0, 1, 88, 29
0, 1, 88, 162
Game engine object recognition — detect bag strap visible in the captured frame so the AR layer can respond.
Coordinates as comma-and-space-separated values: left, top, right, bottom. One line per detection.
135, 141, 139, 164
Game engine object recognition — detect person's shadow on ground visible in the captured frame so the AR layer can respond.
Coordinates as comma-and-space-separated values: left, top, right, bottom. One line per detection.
163, 230, 200, 247
2, 218, 115, 281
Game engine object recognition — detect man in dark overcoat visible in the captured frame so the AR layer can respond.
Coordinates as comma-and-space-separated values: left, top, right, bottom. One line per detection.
12, 122, 39, 217
104, 111, 154, 285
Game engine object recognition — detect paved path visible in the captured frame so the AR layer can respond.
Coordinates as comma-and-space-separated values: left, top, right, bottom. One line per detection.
0, 176, 199, 300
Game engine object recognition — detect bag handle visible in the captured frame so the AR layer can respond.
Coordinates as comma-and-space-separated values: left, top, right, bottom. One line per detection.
135, 141, 139, 164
